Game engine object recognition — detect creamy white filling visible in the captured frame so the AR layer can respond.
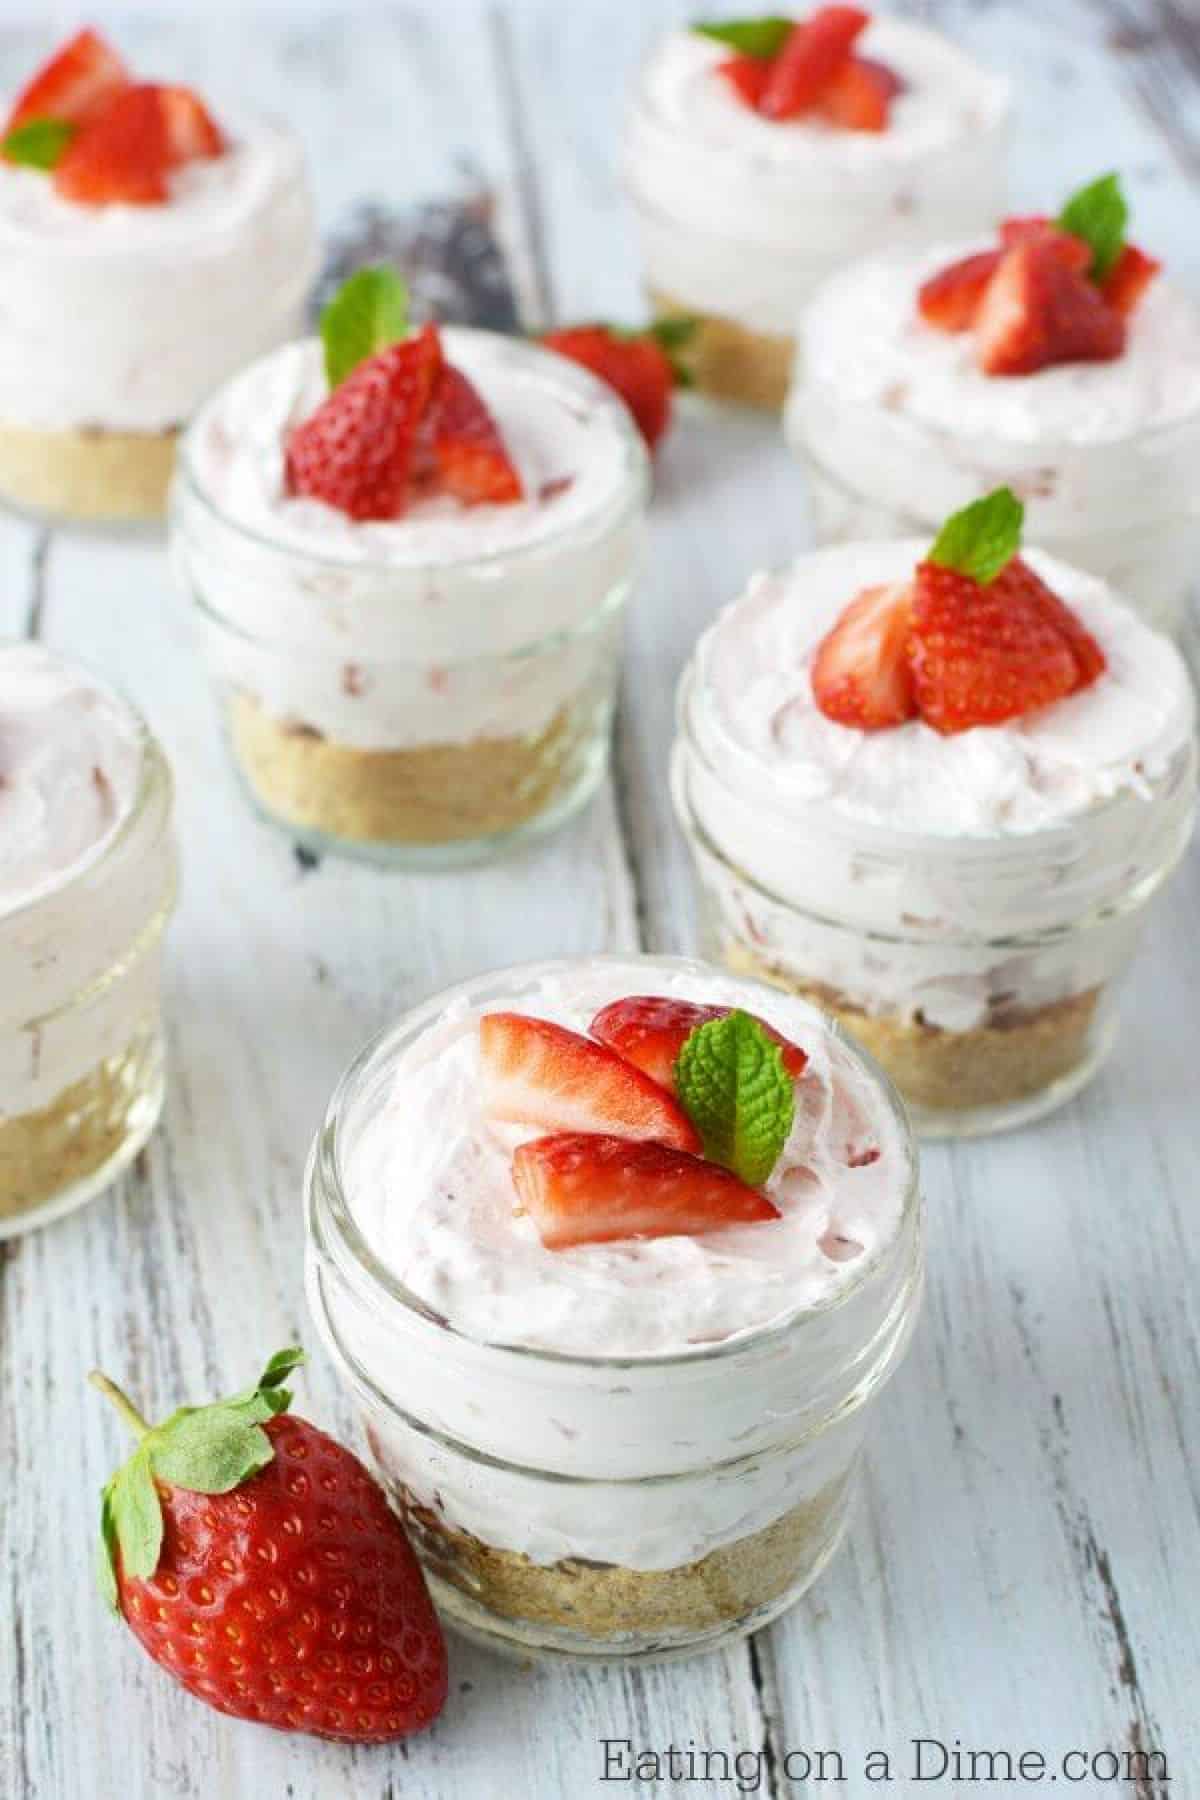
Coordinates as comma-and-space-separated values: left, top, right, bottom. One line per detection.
0, 111, 316, 431
176, 331, 644, 749
343, 961, 907, 1358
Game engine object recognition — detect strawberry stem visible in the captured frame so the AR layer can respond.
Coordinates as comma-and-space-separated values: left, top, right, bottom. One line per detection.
88, 1370, 152, 1441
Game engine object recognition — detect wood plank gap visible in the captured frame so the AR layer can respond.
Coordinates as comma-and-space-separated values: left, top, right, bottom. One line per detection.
611, 679, 651, 950
1087, 0, 1200, 179
25, 527, 51, 640
485, 5, 558, 329
746, 1633, 786, 1800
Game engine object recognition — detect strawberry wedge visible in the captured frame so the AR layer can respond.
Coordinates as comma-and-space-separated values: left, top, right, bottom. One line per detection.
5, 27, 129, 135
480, 1013, 701, 1152
760, 5, 868, 120
590, 997, 807, 1092
811, 581, 916, 730
422, 365, 523, 504
513, 1133, 780, 1250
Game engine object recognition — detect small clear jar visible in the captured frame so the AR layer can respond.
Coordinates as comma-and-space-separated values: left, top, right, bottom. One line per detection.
673, 664, 1198, 1137
788, 283, 1200, 634
304, 959, 923, 1663
0, 678, 176, 1235
170, 337, 648, 868
620, 21, 1010, 411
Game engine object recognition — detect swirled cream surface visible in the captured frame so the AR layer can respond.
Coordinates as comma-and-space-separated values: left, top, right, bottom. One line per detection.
342, 960, 909, 1358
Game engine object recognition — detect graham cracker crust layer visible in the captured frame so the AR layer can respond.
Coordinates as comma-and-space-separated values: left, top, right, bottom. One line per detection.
0, 1029, 160, 1221
228, 692, 580, 847
0, 420, 176, 521
649, 289, 794, 413
398, 1479, 846, 1641
724, 941, 1100, 1114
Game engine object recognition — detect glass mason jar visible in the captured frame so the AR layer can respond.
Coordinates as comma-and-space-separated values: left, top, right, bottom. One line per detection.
672, 663, 1198, 1138
0, 116, 316, 525
787, 295, 1200, 635
304, 959, 924, 1663
619, 22, 1010, 411
170, 337, 648, 868
0, 680, 176, 1235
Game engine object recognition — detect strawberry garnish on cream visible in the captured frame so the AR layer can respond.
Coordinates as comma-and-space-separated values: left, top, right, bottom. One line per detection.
918, 174, 1160, 374
695, 8, 902, 132
812, 489, 1107, 737
482, 1004, 803, 1249
284, 267, 524, 522
2, 28, 225, 203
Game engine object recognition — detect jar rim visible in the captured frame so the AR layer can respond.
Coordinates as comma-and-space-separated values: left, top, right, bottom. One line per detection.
306, 952, 922, 1373
0, 640, 173, 928
174, 329, 651, 576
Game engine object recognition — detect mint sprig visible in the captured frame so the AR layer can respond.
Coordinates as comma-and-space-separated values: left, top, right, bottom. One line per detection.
1058, 172, 1128, 282
693, 16, 793, 58
926, 487, 1024, 586
91, 1348, 306, 1612
2, 117, 76, 170
320, 266, 409, 389
676, 1011, 794, 1187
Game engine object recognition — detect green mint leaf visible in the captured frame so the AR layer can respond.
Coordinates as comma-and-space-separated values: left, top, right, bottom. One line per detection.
675, 1011, 795, 1187
150, 1406, 274, 1494
110, 1448, 163, 1582
2, 117, 76, 170
96, 1485, 120, 1615
1058, 173, 1128, 281
321, 266, 409, 388
693, 16, 793, 57
257, 1346, 306, 1389
926, 487, 1024, 586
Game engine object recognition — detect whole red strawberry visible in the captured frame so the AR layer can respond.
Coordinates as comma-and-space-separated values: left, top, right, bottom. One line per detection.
286, 325, 442, 521
541, 322, 689, 452
92, 1349, 447, 1743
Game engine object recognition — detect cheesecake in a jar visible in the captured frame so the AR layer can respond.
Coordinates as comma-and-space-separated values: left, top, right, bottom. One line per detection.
672, 492, 1196, 1136
0, 28, 316, 522
171, 272, 648, 866
621, 6, 1009, 410
1, 643, 176, 1233
788, 175, 1200, 631
305, 955, 922, 1660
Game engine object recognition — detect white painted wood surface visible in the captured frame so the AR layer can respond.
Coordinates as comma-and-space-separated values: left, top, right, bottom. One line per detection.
1, 4, 1197, 1796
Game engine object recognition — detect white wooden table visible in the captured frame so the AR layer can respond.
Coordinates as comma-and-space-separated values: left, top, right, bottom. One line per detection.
2, 4, 1198, 1795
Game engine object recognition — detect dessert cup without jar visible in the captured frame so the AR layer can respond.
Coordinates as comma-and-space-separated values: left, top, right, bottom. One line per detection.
671, 544, 1197, 1137
1, 644, 177, 1234
787, 248, 1200, 632
0, 103, 316, 524
305, 955, 923, 1662
171, 331, 648, 867
620, 16, 1009, 411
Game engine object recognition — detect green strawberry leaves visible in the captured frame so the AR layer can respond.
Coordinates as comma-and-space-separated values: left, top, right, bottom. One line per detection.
693, 16, 793, 58
92, 1348, 306, 1613
321, 266, 409, 388
676, 1011, 795, 1187
927, 487, 1024, 586
1058, 172, 1128, 282
2, 117, 76, 170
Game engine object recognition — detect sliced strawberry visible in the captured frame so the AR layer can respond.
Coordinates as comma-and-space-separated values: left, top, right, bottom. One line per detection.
512, 1134, 780, 1250
541, 324, 674, 451
285, 326, 442, 521
993, 557, 1106, 689
717, 53, 772, 111
589, 997, 808, 1092
815, 55, 900, 131
999, 216, 1092, 273
760, 6, 869, 121
1100, 242, 1161, 317
420, 364, 523, 504
918, 250, 1003, 332
53, 84, 168, 207
811, 581, 917, 730
5, 27, 129, 135
158, 84, 225, 164
975, 241, 1125, 376
480, 1014, 701, 1152
908, 559, 1079, 734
